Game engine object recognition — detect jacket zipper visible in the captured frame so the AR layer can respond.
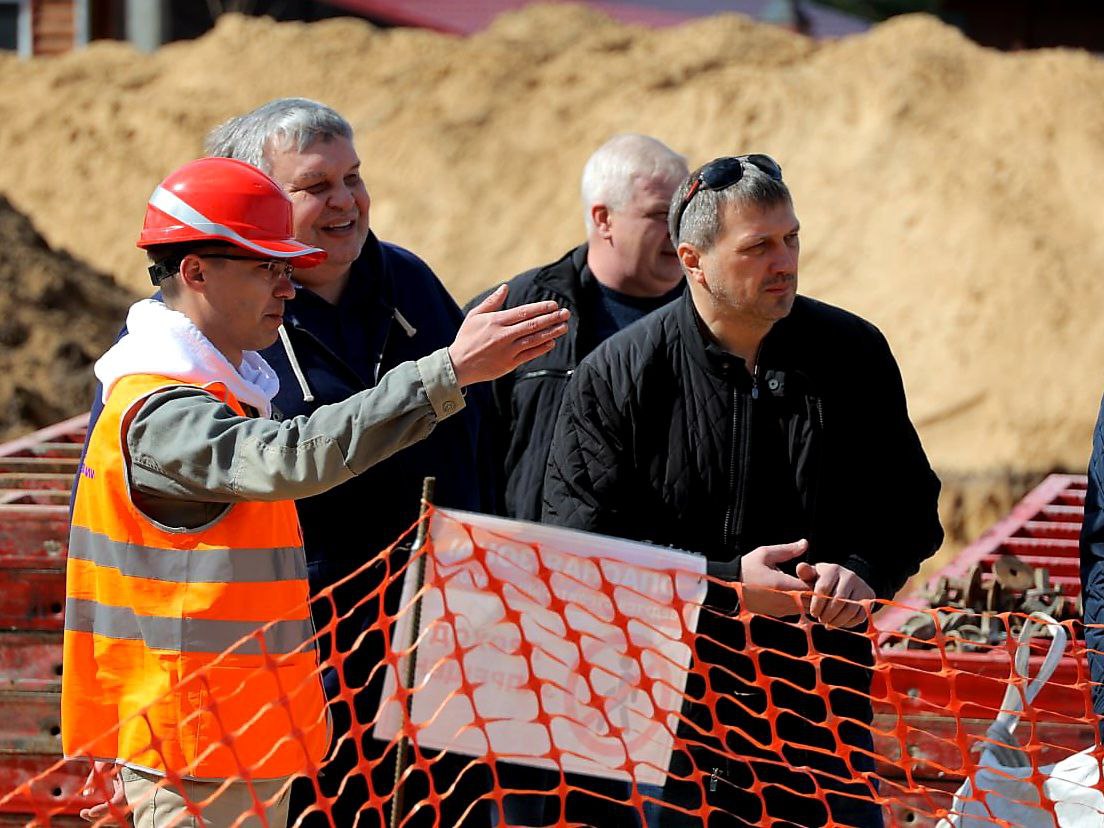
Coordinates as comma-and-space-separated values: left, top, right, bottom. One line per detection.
517, 368, 574, 382
722, 386, 740, 550
373, 315, 396, 385
723, 366, 758, 551
733, 380, 754, 543
806, 395, 826, 546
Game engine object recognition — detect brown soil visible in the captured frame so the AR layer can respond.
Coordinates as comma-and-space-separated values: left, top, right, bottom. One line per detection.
0, 6, 1101, 555
0, 196, 135, 441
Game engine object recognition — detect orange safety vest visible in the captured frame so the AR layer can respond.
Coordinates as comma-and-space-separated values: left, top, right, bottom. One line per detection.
61, 373, 327, 780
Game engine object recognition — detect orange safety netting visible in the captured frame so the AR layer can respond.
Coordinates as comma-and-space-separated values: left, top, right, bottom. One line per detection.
4, 505, 1102, 828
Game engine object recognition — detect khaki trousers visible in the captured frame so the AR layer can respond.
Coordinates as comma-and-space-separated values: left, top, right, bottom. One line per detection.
121, 767, 291, 827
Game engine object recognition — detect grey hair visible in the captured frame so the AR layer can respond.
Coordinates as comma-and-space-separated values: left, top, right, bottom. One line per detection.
669, 159, 792, 251
580, 134, 688, 232
203, 98, 354, 173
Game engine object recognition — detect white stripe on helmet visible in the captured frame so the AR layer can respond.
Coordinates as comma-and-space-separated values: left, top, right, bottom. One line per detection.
148, 186, 324, 260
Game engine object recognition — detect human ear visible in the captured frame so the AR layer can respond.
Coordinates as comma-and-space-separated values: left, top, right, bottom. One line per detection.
591, 204, 613, 239
678, 243, 706, 287
178, 255, 206, 290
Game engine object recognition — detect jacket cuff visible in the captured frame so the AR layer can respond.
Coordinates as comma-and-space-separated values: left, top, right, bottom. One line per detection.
704, 578, 741, 614
703, 557, 742, 613
416, 348, 465, 422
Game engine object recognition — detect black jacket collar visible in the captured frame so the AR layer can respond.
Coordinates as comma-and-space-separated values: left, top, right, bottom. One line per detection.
531, 243, 594, 308
676, 290, 812, 397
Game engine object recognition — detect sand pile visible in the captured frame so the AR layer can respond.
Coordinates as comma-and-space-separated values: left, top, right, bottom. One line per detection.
0, 197, 134, 441
0, 6, 1102, 481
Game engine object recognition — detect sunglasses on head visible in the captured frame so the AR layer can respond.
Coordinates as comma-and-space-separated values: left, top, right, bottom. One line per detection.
672, 154, 783, 239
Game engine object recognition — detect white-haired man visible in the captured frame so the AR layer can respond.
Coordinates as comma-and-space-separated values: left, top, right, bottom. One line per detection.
467, 133, 688, 523
464, 133, 688, 827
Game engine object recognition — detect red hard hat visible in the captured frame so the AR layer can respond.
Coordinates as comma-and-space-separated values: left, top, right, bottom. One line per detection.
137, 157, 326, 267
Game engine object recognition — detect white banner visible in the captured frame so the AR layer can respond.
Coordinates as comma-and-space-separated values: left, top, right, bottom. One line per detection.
375, 509, 708, 786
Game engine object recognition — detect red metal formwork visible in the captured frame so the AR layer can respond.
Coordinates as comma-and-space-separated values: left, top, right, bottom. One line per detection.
873, 474, 1096, 827
0, 416, 97, 822
0, 416, 1096, 825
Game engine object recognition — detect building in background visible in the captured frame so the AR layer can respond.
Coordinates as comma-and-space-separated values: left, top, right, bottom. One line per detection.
3, 0, 1101, 58
0, 0, 86, 57
2, 0, 868, 57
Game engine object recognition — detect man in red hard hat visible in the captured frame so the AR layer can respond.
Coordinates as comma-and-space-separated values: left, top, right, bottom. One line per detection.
64, 156, 569, 827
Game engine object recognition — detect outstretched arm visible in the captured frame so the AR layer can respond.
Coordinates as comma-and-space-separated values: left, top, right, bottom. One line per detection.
128, 289, 569, 504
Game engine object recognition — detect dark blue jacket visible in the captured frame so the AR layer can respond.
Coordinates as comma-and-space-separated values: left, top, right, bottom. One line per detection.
1079, 397, 1104, 718
261, 234, 492, 583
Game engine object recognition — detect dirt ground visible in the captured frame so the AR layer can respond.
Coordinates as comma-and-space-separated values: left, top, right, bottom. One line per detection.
1, 6, 1101, 568
0, 196, 134, 441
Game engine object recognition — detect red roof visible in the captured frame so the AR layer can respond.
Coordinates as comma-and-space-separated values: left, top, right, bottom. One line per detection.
325, 0, 868, 38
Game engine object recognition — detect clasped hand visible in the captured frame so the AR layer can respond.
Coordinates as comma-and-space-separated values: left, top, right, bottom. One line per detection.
739, 539, 874, 628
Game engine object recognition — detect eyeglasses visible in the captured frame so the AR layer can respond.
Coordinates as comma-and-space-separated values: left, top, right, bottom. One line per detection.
147, 253, 297, 286
196, 254, 295, 281
672, 154, 783, 239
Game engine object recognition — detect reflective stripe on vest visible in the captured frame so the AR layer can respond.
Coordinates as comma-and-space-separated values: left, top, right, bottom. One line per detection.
62, 373, 327, 780
65, 598, 315, 656
67, 525, 308, 584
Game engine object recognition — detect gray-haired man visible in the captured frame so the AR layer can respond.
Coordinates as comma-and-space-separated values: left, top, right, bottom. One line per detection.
208, 97, 500, 828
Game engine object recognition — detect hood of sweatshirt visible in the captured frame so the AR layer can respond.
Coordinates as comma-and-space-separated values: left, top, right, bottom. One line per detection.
94, 298, 280, 418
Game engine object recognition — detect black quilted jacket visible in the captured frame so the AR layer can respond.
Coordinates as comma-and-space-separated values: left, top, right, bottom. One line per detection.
542, 290, 943, 823
466, 244, 601, 521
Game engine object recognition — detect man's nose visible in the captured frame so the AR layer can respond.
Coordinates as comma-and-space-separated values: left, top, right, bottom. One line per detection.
274, 273, 296, 299
774, 243, 798, 274
328, 184, 356, 211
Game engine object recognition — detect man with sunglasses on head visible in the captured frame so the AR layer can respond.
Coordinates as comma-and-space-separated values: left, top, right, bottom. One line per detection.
543, 155, 942, 827
65, 157, 568, 826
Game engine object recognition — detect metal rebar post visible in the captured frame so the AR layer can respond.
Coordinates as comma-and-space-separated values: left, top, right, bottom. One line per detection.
389, 476, 435, 828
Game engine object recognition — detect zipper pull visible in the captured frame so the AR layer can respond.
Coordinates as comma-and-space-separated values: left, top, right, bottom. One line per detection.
751, 362, 760, 400
709, 767, 721, 792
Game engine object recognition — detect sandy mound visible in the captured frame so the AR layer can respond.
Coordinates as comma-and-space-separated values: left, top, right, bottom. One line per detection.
0, 6, 1102, 479
0, 196, 135, 441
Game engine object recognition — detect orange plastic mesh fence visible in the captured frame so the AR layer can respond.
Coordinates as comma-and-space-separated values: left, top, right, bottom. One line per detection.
5, 506, 1103, 827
